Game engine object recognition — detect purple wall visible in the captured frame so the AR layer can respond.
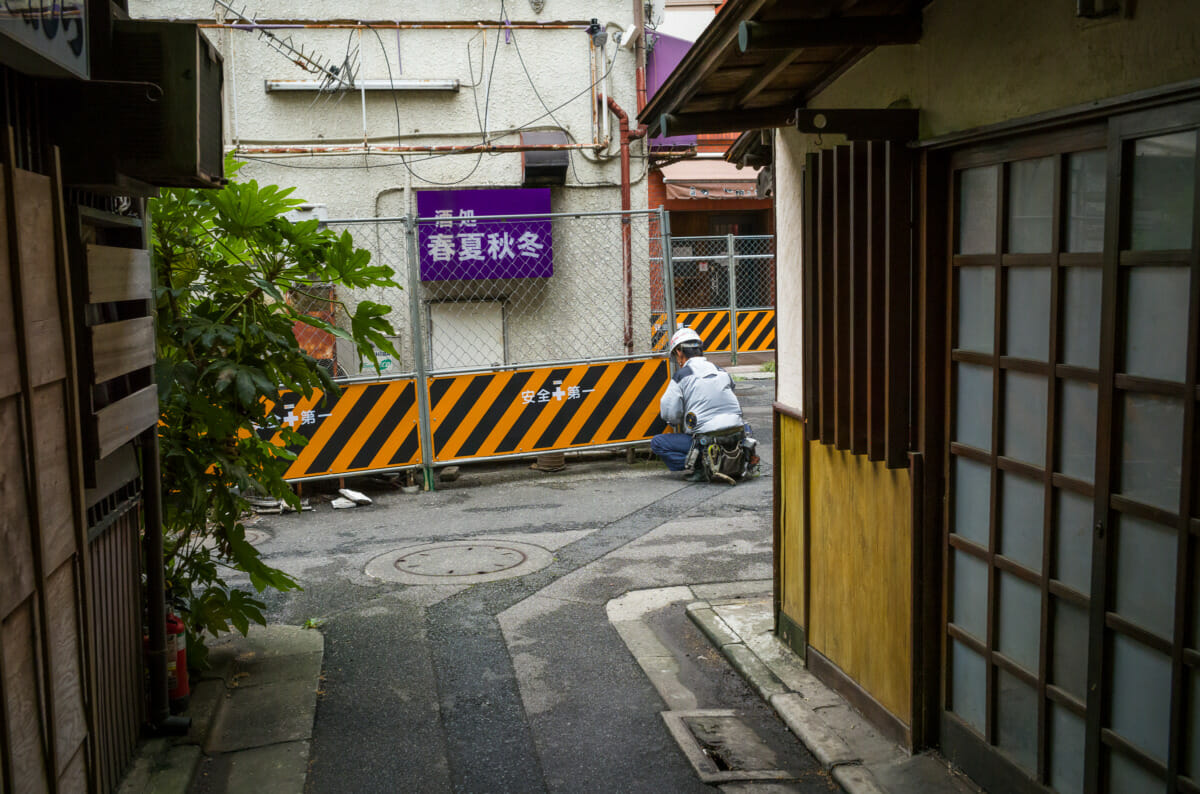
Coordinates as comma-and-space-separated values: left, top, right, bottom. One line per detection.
646, 31, 697, 148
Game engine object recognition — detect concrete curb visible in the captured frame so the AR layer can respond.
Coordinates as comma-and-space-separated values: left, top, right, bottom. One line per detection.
684, 597, 883, 794
608, 583, 979, 794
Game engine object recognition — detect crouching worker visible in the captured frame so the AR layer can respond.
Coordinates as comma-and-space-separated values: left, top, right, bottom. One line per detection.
650, 327, 758, 483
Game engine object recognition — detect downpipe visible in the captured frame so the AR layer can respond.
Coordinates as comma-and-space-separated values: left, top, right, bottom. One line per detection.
607, 96, 647, 353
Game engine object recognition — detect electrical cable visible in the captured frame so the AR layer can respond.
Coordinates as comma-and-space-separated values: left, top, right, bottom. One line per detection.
467, 30, 486, 140
368, 23, 484, 186
480, 0, 505, 146
238, 13, 644, 186
508, 22, 606, 185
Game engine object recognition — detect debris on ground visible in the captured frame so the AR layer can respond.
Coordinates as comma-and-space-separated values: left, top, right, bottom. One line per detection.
244, 495, 312, 514
337, 488, 372, 505
330, 497, 358, 509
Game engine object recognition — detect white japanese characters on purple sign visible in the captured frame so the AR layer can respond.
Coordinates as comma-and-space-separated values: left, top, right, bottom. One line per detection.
417, 188, 553, 281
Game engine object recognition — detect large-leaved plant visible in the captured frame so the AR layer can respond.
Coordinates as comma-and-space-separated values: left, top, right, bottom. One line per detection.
152, 157, 399, 664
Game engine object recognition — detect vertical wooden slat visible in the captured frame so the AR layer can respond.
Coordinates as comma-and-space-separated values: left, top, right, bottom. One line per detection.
1165, 127, 1200, 794
107, 530, 121, 791
818, 149, 836, 444
834, 145, 852, 450
803, 154, 819, 428
0, 150, 22, 794
45, 563, 86, 779
48, 145, 97, 791
917, 149, 949, 751
126, 511, 144, 759
887, 143, 915, 470
1084, 124, 1125, 794
865, 141, 888, 462
849, 141, 870, 456
93, 534, 114, 791
121, 516, 139, 779
941, 158, 960, 746
1037, 155, 1065, 783
984, 161, 1007, 748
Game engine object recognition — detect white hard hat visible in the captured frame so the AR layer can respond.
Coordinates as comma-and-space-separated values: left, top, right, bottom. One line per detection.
668, 326, 702, 353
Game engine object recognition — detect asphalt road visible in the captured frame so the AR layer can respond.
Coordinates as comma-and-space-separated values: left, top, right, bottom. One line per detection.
242, 375, 836, 793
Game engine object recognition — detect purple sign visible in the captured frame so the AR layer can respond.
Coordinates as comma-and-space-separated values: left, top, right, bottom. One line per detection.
417, 188, 553, 281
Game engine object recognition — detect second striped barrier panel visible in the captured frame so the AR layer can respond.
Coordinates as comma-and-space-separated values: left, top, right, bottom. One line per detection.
651, 310, 776, 354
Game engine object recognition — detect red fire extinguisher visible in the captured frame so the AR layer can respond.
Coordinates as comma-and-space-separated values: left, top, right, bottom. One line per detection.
165, 614, 190, 713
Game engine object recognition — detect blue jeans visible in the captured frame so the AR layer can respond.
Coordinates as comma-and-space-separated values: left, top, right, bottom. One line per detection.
650, 432, 694, 471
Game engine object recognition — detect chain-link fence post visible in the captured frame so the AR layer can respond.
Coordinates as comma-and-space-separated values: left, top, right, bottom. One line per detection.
661, 209, 678, 341
405, 216, 436, 490
727, 233, 739, 365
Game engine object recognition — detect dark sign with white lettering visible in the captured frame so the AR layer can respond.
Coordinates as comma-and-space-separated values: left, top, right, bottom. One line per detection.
1, 0, 89, 78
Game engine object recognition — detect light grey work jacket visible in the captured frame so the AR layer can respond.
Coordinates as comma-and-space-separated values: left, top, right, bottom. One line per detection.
659, 356, 743, 434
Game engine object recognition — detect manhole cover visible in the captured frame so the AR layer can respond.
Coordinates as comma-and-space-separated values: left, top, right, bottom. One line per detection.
365, 540, 554, 585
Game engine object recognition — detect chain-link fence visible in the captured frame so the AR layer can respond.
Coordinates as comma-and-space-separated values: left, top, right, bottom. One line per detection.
651, 234, 776, 358
265, 209, 675, 483
414, 210, 663, 373
665, 234, 775, 310
319, 210, 666, 378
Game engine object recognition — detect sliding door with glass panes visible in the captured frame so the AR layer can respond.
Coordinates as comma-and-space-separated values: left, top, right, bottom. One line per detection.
942, 102, 1200, 794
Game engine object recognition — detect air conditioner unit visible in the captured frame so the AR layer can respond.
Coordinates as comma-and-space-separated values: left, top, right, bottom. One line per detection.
111, 20, 225, 188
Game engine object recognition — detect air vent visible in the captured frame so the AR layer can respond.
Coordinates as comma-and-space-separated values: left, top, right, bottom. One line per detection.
520, 130, 569, 186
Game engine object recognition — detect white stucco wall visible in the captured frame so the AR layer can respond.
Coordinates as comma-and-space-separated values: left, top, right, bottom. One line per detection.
656, 1, 720, 42
773, 126, 805, 410
131, 0, 654, 373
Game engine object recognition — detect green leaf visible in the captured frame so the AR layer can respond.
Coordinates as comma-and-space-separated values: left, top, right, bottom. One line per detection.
150, 160, 384, 657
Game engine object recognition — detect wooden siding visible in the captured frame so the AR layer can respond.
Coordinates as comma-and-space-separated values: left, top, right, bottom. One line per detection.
1, 152, 97, 790
807, 439, 913, 725
778, 413, 806, 630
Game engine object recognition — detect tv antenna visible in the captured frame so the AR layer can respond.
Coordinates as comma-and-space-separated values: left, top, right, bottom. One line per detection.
212, 0, 359, 96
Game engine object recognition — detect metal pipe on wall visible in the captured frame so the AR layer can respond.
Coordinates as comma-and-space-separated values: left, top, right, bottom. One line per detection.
140, 430, 170, 727
606, 96, 647, 353
231, 141, 607, 156
200, 21, 591, 30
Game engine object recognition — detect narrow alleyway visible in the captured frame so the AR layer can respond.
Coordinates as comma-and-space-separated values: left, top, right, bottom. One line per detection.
193, 375, 839, 793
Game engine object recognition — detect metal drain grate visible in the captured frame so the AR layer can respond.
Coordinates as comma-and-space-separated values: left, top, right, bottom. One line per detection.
661, 709, 799, 784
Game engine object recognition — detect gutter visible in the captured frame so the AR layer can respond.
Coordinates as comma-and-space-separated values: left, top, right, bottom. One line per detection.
607, 96, 647, 353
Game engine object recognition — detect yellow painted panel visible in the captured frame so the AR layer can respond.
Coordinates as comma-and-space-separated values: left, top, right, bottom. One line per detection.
808, 441, 912, 725
778, 413, 806, 628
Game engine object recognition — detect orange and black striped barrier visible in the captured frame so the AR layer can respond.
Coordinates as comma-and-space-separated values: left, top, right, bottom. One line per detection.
259, 379, 422, 480
736, 309, 776, 352
427, 358, 669, 462
652, 310, 776, 354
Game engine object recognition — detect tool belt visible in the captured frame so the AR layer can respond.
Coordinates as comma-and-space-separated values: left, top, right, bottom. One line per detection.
685, 425, 760, 484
